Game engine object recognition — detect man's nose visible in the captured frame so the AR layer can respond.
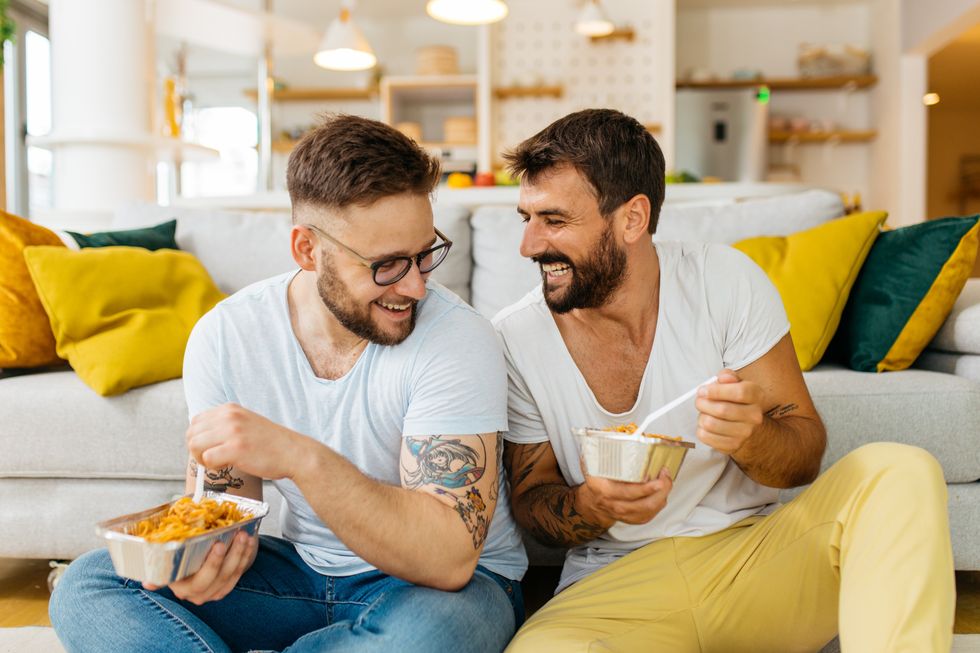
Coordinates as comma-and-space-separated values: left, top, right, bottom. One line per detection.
392, 262, 427, 300
519, 219, 544, 260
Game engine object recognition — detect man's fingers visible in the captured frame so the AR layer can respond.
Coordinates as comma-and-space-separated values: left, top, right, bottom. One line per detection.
169, 540, 227, 603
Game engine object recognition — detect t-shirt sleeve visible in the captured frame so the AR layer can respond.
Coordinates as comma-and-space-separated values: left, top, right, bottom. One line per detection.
499, 334, 550, 444
402, 308, 508, 437
706, 245, 791, 370
182, 308, 230, 421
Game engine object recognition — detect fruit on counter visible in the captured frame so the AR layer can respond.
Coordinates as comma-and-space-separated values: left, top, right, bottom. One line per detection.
474, 171, 496, 187
446, 172, 473, 188
665, 170, 701, 184
494, 169, 520, 186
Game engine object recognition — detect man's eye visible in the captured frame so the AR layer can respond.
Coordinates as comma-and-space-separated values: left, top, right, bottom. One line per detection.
518, 215, 530, 224
545, 219, 563, 227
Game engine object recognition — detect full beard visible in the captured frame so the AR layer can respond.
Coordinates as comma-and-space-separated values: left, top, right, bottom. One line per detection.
537, 225, 628, 314
316, 257, 418, 346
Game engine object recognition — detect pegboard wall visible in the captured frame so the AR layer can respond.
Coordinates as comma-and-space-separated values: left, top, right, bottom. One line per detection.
491, 0, 674, 166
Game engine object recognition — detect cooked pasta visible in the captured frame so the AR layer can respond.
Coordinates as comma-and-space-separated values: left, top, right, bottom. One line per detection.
602, 423, 683, 442
133, 497, 248, 543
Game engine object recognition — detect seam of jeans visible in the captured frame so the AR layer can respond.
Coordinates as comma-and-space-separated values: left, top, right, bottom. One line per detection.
324, 599, 370, 607
232, 586, 330, 603
137, 589, 217, 653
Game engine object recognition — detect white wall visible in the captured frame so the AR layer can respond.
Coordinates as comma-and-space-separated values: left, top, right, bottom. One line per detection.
903, 0, 980, 53
491, 0, 675, 167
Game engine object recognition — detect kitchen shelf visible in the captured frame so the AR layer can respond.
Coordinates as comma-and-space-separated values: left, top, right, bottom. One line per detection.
768, 130, 877, 144
244, 86, 378, 102
494, 85, 564, 99
676, 74, 877, 91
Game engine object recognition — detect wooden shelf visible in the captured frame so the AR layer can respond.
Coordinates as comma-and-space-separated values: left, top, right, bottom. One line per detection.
769, 130, 877, 144
494, 85, 564, 99
272, 139, 298, 153
590, 27, 635, 43
644, 123, 662, 134
676, 74, 877, 91
244, 87, 377, 102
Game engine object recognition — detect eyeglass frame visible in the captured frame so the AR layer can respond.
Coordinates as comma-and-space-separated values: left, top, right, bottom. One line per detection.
301, 223, 453, 287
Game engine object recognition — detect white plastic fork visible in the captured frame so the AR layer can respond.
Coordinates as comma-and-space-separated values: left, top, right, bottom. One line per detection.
634, 376, 718, 436
192, 462, 206, 503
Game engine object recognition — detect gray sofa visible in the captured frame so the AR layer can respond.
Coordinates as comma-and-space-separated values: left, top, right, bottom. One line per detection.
2, 188, 978, 583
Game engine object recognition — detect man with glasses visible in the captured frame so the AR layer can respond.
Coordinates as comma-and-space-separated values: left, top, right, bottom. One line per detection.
51, 115, 527, 653
495, 109, 954, 651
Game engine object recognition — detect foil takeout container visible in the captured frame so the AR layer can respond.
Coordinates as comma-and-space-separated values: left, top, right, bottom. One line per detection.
572, 428, 695, 483
96, 491, 269, 586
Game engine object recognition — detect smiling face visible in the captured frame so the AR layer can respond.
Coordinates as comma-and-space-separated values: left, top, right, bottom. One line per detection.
310, 192, 437, 345
518, 165, 628, 314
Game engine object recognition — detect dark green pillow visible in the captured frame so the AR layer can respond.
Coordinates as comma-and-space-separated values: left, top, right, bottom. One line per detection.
65, 220, 178, 251
831, 215, 979, 372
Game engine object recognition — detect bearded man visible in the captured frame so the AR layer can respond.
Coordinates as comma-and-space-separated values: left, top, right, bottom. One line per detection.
495, 109, 954, 652
51, 115, 527, 653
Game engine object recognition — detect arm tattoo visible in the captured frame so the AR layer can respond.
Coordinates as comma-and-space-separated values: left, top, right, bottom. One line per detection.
402, 436, 485, 489
188, 460, 244, 493
765, 403, 799, 419
402, 435, 494, 549
504, 442, 608, 548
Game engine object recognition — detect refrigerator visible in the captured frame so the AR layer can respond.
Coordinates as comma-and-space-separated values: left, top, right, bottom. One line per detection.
675, 88, 769, 182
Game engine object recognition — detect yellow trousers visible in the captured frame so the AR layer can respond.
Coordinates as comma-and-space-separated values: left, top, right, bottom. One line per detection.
508, 443, 955, 653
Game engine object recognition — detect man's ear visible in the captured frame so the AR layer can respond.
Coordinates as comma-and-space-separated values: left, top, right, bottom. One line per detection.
620, 194, 652, 244
291, 226, 318, 271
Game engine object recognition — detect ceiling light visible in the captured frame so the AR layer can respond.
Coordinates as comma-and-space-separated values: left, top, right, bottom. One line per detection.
426, 0, 508, 26
314, 4, 377, 72
922, 92, 941, 106
576, 0, 615, 37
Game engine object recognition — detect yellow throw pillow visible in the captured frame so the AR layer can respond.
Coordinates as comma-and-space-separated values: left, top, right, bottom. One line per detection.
733, 210, 887, 371
0, 211, 66, 368
23, 246, 225, 395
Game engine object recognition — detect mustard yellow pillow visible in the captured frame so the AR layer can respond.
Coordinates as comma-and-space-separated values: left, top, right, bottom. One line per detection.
0, 211, 66, 368
734, 210, 887, 370
23, 246, 225, 395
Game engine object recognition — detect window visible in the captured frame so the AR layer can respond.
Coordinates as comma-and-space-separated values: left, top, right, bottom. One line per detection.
177, 106, 258, 198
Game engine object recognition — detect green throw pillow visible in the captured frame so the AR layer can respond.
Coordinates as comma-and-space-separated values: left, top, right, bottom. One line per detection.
831, 215, 980, 372
65, 220, 178, 250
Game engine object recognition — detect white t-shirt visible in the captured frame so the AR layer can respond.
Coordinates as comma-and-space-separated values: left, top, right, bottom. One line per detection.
493, 241, 790, 591
183, 271, 529, 581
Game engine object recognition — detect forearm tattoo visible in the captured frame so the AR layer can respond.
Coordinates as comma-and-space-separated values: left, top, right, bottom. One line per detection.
504, 442, 608, 548
187, 459, 244, 493
765, 403, 799, 419
402, 436, 493, 549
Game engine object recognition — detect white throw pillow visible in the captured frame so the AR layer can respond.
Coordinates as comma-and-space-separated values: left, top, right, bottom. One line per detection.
430, 204, 472, 303
928, 278, 980, 355
470, 205, 540, 319
654, 189, 844, 244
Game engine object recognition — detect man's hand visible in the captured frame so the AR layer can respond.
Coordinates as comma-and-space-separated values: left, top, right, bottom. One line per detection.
576, 465, 674, 527
186, 403, 308, 481
142, 531, 258, 605
694, 369, 765, 456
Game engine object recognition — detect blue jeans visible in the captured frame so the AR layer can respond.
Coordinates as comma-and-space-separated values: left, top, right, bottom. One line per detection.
50, 535, 524, 653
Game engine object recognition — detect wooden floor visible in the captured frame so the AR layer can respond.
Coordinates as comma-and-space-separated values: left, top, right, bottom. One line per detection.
1, 558, 978, 633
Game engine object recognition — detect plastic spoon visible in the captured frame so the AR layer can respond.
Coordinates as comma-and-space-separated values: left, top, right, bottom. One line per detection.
634, 375, 718, 436
192, 463, 206, 503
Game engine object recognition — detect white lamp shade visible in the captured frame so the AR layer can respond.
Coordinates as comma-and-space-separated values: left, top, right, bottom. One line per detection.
426, 0, 508, 26
314, 9, 377, 71
575, 0, 614, 37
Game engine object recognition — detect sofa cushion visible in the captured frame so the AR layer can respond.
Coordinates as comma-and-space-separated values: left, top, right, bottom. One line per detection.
733, 211, 887, 370
114, 203, 474, 302
803, 364, 980, 483
832, 216, 980, 372
914, 351, 980, 384
654, 189, 845, 244
64, 220, 179, 251
114, 204, 296, 294
23, 246, 226, 396
0, 370, 188, 479
470, 205, 540, 318
929, 277, 980, 355
0, 211, 66, 369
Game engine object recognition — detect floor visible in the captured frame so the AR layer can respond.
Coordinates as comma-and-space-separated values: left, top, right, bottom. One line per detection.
2, 558, 978, 632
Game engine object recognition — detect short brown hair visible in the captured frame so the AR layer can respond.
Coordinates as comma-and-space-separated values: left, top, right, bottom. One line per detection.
503, 109, 666, 234
287, 114, 441, 218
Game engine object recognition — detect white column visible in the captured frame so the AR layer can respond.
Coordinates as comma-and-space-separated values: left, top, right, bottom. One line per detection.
46, 0, 155, 228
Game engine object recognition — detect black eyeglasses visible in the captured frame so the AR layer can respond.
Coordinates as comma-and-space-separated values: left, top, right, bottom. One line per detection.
302, 223, 453, 286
